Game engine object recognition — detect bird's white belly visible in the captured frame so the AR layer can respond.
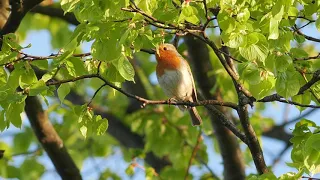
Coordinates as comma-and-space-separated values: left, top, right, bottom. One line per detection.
157, 69, 193, 100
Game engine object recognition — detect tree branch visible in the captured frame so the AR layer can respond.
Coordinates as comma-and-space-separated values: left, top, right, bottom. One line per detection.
45, 73, 239, 109
237, 102, 268, 174
30, 5, 79, 25
0, 0, 44, 37
31, 66, 172, 172
25, 96, 82, 179
185, 36, 246, 180
0, 0, 10, 29
294, 28, 320, 43
63, 87, 171, 172
298, 70, 320, 95
258, 94, 320, 108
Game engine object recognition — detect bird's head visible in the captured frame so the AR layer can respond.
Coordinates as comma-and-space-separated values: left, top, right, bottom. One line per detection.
155, 43, 179, 63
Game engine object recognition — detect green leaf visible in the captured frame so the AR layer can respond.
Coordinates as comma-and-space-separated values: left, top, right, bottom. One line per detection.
222, 32, 246, 48
0, 67, 7, 84
275, 70, 300, 98
119, 28, 131, 46
104, 63, 125, 83
125, 164, 135, 176
80, 125, 88, 138
31, 60, 48, 70
249, 76, 275, 99
91, 39, 121, 62
54, 50, 74, 65
29, 80, 49, 96
117, 55, 135, 82
146, 167, 155, 180
294, 34, 305, 43
64, 23, 86, 51
57, 83, 71, 103
65, 58, 86, 77
218, 11, 235, 33
179, 4, 200, 24
21, 158, 45, 179
290, 48, 309, 59
241, 62, 261, 85
13, 132, 33, 153
2, 33, 22, 51
292, 92, 311, 112
8, 67, 23, 89
275, 55, 292, 72
6, 100, 26, 128
94, 116, 108, 136
237, 8, 250, 22
304, 134, 320, 175
279, 171, 303, 180
0, 111, 6, 131
61, 0, 80, 12
19, 67, 38, 89
138, 0, 158, 15
239, 33, 269, 62
316, 18, 320, 32
247, 172, 277, 180
269, 18, 280, 39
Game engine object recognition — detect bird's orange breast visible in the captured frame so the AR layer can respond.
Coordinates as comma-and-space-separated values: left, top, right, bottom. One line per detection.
156, 50, 181, 77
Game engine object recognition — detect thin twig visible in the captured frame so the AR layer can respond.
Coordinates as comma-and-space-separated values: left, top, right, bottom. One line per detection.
131, 161, 161, 178
0, 50, 92, 66
258, 97, 320, 108
184, 129, 202, 180
294, 53, 320, 61
279, 108, 318, 127
298, 70, 320, 95
301, 176, 320, 180
203, 0, 209, 20
293, 27, 320, 43
272, 143, 291, 166
87, 83, 107, 107
196, 154, 220, 179
96, 61, 102, 74
296, 21, 313, 30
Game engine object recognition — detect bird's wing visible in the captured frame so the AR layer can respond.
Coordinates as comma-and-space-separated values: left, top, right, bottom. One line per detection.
182, 57, 198, 102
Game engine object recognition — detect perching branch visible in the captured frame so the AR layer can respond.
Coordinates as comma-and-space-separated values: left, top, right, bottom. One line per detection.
45, 73, 239, 109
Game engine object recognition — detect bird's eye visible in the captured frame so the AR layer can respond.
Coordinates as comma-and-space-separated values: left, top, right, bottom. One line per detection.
163, 47, 167, 50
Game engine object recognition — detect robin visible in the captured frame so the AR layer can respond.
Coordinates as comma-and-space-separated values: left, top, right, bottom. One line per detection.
155, 43, 202, 126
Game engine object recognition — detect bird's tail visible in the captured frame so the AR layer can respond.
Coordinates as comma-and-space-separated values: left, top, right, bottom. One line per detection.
189, 107, 202, 126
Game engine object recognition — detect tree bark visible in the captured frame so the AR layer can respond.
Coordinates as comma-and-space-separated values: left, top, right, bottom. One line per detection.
25, 97, 82, 179
185, 35, 245, 180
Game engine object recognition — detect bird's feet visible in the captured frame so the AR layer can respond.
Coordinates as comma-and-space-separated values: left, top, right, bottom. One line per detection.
166, 97, 178, 106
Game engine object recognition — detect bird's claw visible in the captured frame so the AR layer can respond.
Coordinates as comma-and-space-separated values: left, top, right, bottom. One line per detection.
167, 97, 177, 106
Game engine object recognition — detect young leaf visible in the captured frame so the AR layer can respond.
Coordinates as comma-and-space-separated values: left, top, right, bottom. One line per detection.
275, 70, 300, 98
57, 83, 71, 103
6, 100, 26, 128
117, 55, 135, 82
